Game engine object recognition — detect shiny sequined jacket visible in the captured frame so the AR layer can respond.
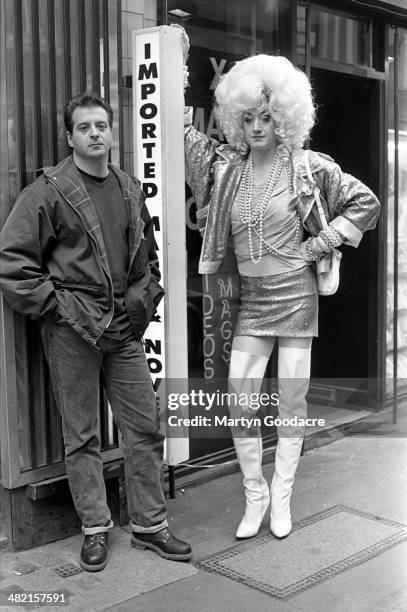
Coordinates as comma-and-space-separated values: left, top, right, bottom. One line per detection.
184, 125, 380, 274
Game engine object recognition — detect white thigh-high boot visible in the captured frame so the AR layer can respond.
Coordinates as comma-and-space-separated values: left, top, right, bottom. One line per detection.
229, 349, 270, 539
270, 346, 311, 538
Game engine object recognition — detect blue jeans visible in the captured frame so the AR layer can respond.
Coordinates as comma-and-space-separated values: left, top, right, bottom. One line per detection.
40, 319, 168, 534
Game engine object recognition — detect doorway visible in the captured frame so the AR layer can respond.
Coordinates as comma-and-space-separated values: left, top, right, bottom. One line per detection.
309, 69, 381, 386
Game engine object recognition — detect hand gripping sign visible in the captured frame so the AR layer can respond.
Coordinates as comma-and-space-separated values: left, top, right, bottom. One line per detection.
133, 26, 189, 465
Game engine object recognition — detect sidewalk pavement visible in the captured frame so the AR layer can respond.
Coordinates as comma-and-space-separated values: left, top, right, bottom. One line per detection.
1, 407, 406, 612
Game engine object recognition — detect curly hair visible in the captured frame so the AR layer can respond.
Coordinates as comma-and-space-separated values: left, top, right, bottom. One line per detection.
214, 55, 315, 151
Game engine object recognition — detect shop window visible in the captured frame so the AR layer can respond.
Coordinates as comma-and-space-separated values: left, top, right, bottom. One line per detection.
169, 0, 281, 383
297, 4, 373, 68
168, 1, 282, 457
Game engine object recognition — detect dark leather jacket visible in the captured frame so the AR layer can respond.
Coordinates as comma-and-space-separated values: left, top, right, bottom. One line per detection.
0, 156, 164, 344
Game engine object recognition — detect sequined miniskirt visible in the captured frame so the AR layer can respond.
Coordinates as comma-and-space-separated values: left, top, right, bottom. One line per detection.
234, 264, 318, 337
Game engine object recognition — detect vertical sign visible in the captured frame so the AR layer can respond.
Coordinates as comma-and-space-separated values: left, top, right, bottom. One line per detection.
133, 27, 189, 465
134, 31, 165, 379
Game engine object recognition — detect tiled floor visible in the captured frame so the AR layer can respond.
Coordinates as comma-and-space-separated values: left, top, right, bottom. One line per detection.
0, 528, 197, 611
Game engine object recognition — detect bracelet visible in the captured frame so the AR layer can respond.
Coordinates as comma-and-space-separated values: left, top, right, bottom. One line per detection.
319, 226, 342, 249
315, 236, 331, 253
305, 237, 323, 261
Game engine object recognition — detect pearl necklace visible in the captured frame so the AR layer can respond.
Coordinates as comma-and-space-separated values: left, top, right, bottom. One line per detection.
238, 149, 299, 263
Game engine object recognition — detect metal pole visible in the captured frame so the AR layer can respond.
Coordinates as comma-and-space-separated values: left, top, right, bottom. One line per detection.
251, 3, 257, 55
302, 2, 311, 449
304, 2, 311, 81
303, 2, 311, 154
158, 0, 168, 26
392, 26, 399, 424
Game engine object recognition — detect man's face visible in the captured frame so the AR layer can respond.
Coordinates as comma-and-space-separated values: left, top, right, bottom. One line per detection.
67, 105, 113, 161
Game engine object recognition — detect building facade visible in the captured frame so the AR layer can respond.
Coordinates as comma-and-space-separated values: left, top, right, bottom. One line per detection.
1, 0, 406, 549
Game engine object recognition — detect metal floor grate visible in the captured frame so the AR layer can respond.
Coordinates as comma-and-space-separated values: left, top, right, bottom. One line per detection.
196, 505, 407, 601
50, 562, 83, 578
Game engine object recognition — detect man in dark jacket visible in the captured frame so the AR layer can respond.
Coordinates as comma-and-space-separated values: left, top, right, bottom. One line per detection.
0, 92, 192, 570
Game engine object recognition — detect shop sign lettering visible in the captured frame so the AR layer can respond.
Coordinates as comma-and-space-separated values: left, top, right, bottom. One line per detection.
203, 263, 238, 380
134, 34, 165, 381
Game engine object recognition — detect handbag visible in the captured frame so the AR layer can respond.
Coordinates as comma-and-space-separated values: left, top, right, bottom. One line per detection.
315, 247, 342, 296
305, 151, 342, 296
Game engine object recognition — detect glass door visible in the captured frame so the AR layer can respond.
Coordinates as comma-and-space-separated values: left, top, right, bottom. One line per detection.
296, 2, 384, 409
167, 0, 283, 461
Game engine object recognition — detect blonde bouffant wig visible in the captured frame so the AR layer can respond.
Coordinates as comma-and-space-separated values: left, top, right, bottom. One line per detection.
214, 54, 315, 152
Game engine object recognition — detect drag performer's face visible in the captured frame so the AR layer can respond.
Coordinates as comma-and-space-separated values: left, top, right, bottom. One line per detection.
242, 105, 277, 154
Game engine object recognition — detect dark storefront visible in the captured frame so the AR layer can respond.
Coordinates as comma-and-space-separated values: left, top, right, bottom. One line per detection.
166, 0, 407, 464
1, 0, 406, 550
